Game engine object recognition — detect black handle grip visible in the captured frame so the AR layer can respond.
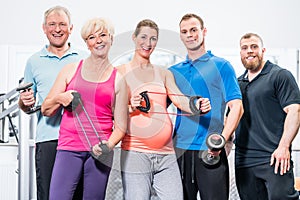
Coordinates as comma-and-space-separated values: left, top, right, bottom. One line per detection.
65, 92, 81, 112
189, 95, 202, 115
99, 143, 111, 154
136, 91, 150, 113
90, 143, 113, 165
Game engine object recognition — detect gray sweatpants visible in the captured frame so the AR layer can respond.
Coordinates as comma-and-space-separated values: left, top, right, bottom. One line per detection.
121, 150, 183, 200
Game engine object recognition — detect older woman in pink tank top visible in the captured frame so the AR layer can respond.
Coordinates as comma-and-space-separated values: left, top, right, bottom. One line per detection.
42, 17, 128, 200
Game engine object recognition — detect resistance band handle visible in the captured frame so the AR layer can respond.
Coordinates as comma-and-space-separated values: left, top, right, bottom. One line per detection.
189, 95, 202, 115
16, 82, 33, 92
99, 143, 111, 154
91, 143, 113, 163
136, 91, 150, 113
65, 92, 81, 112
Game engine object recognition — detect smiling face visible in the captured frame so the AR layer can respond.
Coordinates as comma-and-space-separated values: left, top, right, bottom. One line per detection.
85, 28, 112, 58
133, 26, 158, 59
240, 35, 266, 72
42, 10, 73, 48
179, 17, 206, 51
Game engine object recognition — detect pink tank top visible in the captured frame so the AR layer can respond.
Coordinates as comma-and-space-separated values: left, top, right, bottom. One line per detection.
58, 60, 116, 151
121, 66, 174, 154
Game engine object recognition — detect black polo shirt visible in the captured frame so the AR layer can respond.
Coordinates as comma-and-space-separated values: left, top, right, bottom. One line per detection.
235, 60, 300, 168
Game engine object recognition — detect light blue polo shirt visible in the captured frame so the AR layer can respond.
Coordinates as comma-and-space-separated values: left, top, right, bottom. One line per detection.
23, 44, 88, 143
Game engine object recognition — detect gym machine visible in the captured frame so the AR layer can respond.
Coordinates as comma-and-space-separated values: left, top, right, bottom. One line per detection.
0, 82, 40, 143
0, 80, 41, 200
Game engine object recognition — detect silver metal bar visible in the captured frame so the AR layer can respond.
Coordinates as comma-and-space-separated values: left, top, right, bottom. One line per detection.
18, 111, 30, 200
29, 114, 37, 200
18, 111, 36, 200
0, 103, 19, 119
0, 88, 18, 104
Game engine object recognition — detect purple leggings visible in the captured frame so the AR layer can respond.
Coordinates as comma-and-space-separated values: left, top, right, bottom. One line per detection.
49, 150, 112, 200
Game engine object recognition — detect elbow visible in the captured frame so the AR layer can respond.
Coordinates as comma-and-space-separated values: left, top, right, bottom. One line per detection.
235, 102, 244, 124
118, 123, 127, 136
235, 100, 244, 120
239, 104, 244, 118
228, 99, 244, 120
114, 117, 127, 136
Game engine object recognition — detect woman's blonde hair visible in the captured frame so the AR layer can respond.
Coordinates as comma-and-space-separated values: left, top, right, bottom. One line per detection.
81, 17, 114, 41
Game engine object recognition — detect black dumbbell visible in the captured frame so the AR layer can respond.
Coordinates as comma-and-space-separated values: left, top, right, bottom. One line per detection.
16, 82, 41, 114
200, 133, 226, 166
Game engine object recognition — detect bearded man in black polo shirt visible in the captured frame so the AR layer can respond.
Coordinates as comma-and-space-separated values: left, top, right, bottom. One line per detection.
235, 32, 300, 200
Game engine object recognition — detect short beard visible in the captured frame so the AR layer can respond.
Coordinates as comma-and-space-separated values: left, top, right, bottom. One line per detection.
242, 55, 263, 72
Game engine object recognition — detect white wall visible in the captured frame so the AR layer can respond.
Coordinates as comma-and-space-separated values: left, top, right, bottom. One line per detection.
1, 0, 300, 49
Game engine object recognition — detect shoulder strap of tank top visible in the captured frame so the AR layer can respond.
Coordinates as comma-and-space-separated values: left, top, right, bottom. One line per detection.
74, 59, 84, 77
124, 63, 141, 85
68, 59, 84, 85
153, 66, 164, 84
111, 67, 117, 81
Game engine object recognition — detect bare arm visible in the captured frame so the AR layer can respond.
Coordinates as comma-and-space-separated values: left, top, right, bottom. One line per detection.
107, 71, 128, 148
208, 99, 243, 157
271, 103, 300, 175
116, 64, 133, 113
221, 99, 244, 142
165, 69, 211, 114
41, 63, 77, 116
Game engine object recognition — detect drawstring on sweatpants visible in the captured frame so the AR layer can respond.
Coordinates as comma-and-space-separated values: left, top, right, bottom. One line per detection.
180, 150, 195, 183
191, 151, 195, 183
